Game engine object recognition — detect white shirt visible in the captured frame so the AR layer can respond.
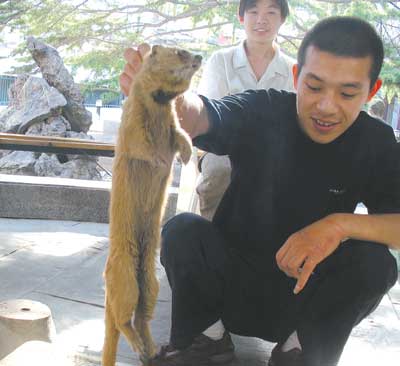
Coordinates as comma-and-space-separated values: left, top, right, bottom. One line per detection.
197, 41, 295, 99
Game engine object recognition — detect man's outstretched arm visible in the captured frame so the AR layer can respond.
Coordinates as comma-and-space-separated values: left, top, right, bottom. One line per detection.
276, 213, 400, 294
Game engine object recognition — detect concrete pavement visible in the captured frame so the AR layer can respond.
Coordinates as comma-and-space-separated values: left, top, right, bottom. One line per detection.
0, 217, 399, 365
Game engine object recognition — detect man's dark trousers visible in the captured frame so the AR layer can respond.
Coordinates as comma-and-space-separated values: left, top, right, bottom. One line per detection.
160, 212, 397, 366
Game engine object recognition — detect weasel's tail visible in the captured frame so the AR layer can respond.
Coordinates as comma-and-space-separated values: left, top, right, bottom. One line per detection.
102, 301, 121, 366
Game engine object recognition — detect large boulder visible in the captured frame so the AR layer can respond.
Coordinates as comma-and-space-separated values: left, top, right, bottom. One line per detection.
7, 74, 29, 108
26, 116, 71, 137
34, 153, 64, 177
27, 36, 92, 132
0, 76, 67, 133
59, 158, 102, 180
0, 151, 37, 175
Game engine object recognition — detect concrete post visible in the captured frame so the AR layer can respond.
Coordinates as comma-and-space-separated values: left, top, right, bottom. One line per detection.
0, 299, 56, 360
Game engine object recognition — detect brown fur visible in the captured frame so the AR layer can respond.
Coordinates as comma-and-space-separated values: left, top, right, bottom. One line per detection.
102, 46, 201, 366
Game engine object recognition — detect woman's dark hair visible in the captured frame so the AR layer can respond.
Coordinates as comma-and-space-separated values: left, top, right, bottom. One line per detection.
239, 0, 289, 21
297, 16, 384, 89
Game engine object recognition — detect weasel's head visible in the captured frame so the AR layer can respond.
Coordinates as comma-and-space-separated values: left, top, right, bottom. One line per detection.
142, 45, 202, 102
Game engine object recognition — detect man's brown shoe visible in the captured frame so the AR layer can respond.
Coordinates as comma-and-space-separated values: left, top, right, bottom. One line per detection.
149, 331, 235, 365
268, 344, 303, 366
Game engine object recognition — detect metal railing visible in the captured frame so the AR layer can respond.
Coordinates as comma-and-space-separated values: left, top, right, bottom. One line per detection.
0, 75, 16, 106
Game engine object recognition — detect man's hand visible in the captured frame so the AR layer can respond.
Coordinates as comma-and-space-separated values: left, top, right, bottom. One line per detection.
276, 215, 346, 294
119, 43, 151, 96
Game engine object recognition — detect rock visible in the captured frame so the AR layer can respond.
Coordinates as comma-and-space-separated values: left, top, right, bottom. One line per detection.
0, 109, 14, 132
64, 131, 97, 161
35, 153, 102, 180
60, 158, 102, 180
26, 116, 71, 137
0, 151, 37, 175
63, 100, 92, 133
0, 76, 67, 134
65, 131, 93, 140
34, 154, 64, 177
7, 74, 29, 108
34, 154, 101, 180
27, 36, 92, 132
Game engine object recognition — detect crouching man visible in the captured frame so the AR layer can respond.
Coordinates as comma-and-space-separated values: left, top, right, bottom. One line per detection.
120, 16, 400, 366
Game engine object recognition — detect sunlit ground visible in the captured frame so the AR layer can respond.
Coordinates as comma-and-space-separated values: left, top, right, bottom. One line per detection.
0, 218, 398, 366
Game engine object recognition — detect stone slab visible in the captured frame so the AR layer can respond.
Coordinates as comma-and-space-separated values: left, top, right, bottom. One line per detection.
0, 174, 178, 224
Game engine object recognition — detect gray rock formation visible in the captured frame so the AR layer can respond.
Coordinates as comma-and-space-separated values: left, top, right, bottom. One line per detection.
34, 154, 64, 177
33, 153, 101, 180
0, 38, 102, 181
0, 75, 29, 132
26, 116, 71, 137
0, 76, 67, 134
59, 158, 101, 180
27, 36, 92, 132
7, 74, 29, 108
0, 151, 37, 175
0, 109, 14, 133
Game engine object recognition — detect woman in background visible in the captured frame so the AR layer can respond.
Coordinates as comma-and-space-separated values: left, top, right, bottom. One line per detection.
196, 0, 295, 220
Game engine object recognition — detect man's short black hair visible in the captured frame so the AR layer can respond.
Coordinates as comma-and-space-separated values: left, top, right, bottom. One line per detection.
239, 0, 289, 21
297, 16, 384, 89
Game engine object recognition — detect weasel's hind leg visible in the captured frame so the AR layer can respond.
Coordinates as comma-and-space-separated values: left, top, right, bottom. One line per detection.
134, 270, 159, 364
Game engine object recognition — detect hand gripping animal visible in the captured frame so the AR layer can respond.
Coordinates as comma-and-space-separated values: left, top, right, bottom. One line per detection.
102, 45, 201, 366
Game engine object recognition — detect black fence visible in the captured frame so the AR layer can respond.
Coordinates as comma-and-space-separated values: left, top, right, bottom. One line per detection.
0, 75, 124, 108
83, 88, 124, 108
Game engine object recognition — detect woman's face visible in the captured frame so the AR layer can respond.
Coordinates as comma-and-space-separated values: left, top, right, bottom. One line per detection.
241, 0, 284, 45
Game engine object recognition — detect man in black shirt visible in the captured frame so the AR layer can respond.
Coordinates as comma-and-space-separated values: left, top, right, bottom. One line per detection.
120, 17, 400, 366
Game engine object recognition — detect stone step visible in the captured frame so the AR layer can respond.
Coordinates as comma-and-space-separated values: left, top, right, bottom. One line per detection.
0, 173, 179, 224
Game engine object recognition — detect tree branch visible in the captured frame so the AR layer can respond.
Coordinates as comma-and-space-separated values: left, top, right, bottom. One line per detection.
389, 1, 400, 10
382, 23, 400, 57
144, 21, 232, 41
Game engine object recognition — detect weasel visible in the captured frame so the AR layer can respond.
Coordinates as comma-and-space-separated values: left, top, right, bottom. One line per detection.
102, 45, 201, 366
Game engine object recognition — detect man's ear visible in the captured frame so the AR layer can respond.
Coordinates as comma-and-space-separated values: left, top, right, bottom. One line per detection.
238, 14, 244, 24
367, 79, 382, 102
292, 64, 299, 90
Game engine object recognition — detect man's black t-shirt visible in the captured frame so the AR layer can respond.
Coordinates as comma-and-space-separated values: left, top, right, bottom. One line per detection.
194, 89, 400, 272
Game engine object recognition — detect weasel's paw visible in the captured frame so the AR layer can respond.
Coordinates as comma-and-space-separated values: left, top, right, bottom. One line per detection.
178, 143, 192, 165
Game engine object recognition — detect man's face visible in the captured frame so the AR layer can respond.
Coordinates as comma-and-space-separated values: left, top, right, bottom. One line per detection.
294, 46, 380, 144
241, 0, 283, 45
